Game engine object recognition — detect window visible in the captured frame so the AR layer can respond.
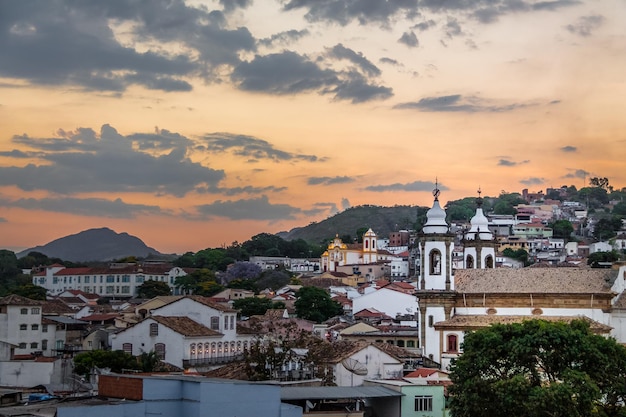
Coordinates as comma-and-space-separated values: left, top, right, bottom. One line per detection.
150, 323, 159, 336
136, 276, 145, 283
85, 276, 90, 283
430, 249, 442, 275
485, 255, 494, 268
428, 315, 434, 327
121, 286, 130, 294
210, 316, 219, 330
447, 334, 458, 352
415, 395, 433, 412
42, 340, 48, 350
466, 254, 474, 269
190, 343, 196, 357
20, 308, 28, 315
155, 343, 166, 360
106, 275, 115, 283
31, 342, 38, 349
229, 315, 235, 330
106, 286, 114, 294
31, 307, 40, 314
32, 324, 39, 330
20, 324, 27, 330
42, 325, 48, 333
19, 343, 26, 349
122, 343, 132, 354
122, 275, 130, 283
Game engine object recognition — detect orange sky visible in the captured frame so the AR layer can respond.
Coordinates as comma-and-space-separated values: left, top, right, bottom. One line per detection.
1, 0, 625, 254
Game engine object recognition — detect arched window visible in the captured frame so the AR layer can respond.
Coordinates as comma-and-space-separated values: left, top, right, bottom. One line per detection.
485, 255, 494, 268
447, 334, 458, 352
218, 342, 223, 355
190, 343, 196, 358
466, 255, 474, 269
149, 323, 158, 336
365, 240, 369, 249
204, 343, 210, 357
230, 341, 236, 355
211, 342, 217, 356
429, 250, 442, 275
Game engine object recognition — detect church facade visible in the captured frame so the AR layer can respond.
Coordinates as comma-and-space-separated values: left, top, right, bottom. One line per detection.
416, 185, 623, 370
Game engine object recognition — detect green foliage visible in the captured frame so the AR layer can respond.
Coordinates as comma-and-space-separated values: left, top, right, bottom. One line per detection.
502, 248, 529, 265
613, 202, 626, 216
493, 192, 526, 215
11, 283, 47, 300
590, 176, 613, 191
449, 319, 626, 417
593, 216, 623, 240
136, 280, 171, 298
233, 297, 285, 317
294, 286, 342, 323
174, 268, 218, 295
138, 351, 163, 372
194, 280, 224, 296
445, 197, 491, 222
73, 350, 140, 378
587, 251, 620, 267
255, 270, 291, 291
549, 219, 574, 240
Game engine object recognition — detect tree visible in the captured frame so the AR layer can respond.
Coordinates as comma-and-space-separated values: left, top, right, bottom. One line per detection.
593, 216, 623, 240
449, 319, 626, 417
587, 250, 619, 267
613, 201, 626, 216
12, 284, 47, 300
589, 176, 613, 192
221, 261, 262, 284
493, 192, 525, 215
233, 297, 283, 317
73, 350, 140, 378
136, 280, 171, 298
549, 219, 574, 240
294, 287, 342, 323
255, 269, 291, 291
502, 248, 529, 266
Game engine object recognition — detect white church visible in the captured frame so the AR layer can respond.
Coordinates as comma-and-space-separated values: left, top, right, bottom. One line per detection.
416, 184, 626, 370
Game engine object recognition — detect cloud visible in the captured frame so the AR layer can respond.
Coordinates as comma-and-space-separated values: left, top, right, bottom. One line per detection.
200, 132, 319, 162
566, 14, 605, 37
308, 176, 355, 185
379, 57, 400, 66
520, 177, 545, 185
365, 180, 448, 192
341, 198, 351, 210
198, 185, 288, 196
413, 19, 437, 31
231, 50, 392, 103
499, 159, 530, 167
399, 31, 419, 48
394, 94, 531, 112
220, 0, 253, 13
0, 217, 6, 223
445, 17, 463, 38
258, 29, 310, 47
195, 195, 301, 220
327, 44, 381, 77
0, 195, 164, 219
564, 169, 589, 179
281, 0, 419, 27
0, 124, 225, 196
560, 145, 577, 153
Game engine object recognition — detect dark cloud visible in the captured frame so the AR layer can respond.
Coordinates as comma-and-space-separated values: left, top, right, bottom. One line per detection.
200, 132, 319, 162
231, 50, 392, 103
0, 149, 34, 158
197, 185, 288, 196
566, 14, 605, 37
413, 19, 437, 31
311, 201, 340, 215
341, 198, 351, 210
220, 0, 253, 12
0, 195, 164, 219
379, 57, 400, 66
445, 17, 463, 38
520, 177, 545, 185
282, 0, 420, 27
498, 159, 530, 167
195, 195, 301, 220
327, 44, 381, 77
394, 94, 531, 112
0, 124, 224, 196
365, 180, 448, 192
308, 176, 355, 185
0, 217, 6, 223
399, 31, 419, 47
564, 169, 589, 179
0, 1, 256, 92
259, 30, 310, 47
560, 145, 577, 153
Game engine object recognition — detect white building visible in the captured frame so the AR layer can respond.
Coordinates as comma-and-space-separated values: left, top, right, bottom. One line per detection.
0, 295, 43, 356
32, 263, 189, 297
351, 288, 418, 322
111, 296, 256, 369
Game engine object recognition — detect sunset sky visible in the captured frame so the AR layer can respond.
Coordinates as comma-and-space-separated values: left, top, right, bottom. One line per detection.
1, 0, 625, 255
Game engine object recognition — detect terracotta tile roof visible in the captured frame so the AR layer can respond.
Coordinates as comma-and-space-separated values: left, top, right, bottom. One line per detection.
373, 342, 421, 359
405, 368, 440, 378
42, 299, 75, 315
151, 316, 222, 337
0, 294, 41, 306
354, 308, 392, 319
80, 313, 120, 322
434, 315, 612, 333
454, 268, 615, 294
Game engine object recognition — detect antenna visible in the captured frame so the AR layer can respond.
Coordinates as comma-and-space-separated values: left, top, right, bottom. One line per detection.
341, 358, 368, 386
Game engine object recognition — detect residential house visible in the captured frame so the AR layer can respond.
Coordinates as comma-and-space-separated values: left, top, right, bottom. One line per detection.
351, 287, 418, 324
0, 295, 43, 356
365, 379, 447, 417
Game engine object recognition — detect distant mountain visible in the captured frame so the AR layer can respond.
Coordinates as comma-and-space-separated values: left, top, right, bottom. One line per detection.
17, 227, 164, 262
277, 205, 427, 244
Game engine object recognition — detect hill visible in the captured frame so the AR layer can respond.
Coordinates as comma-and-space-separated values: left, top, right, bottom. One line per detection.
277, 205, 427, 244
16, 227, 164, 262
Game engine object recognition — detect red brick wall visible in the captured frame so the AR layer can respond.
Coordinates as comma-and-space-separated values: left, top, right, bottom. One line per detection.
99, 375, 143, 400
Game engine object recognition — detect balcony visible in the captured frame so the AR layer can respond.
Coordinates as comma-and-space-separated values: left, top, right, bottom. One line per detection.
183, 354, 243, 367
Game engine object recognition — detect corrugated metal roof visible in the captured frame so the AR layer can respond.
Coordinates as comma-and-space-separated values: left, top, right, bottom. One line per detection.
280, 386, 403, 400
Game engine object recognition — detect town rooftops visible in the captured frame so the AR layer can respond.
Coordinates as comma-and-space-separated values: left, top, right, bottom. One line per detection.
150, 316, 222, 337
454, 268, 615, 294
0, 294, 42, 306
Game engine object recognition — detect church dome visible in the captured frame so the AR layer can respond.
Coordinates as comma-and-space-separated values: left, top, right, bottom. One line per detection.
465, 190, 493, 240
423, 185, 449, 234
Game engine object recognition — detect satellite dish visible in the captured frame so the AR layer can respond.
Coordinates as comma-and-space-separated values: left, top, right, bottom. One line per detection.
341, 358, 368, 376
